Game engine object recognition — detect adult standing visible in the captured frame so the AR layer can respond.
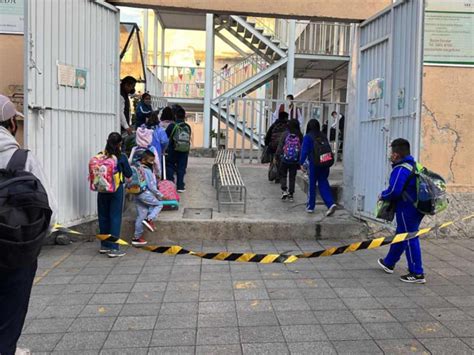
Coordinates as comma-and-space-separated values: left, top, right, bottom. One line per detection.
299, 119, 337, 216
265, 111, 289, 184
0, 95, 57, 355
272, 94, 303, 127
120, 76, 137, 134
165, 105, 191, 192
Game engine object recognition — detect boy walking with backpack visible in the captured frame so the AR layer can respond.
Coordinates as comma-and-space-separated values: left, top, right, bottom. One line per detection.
276, 119, 303, 202
166, 105, 191, 192
133, 150, 164, 245
377, 138, 426, 283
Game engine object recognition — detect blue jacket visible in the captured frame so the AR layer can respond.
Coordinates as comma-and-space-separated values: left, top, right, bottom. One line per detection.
151, 126, 169, 162
135, 102, 153, 128
381, 155, 420, 217
299, 134, 316, 166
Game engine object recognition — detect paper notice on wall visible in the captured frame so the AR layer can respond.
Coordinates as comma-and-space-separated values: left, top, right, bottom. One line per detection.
0, 0, 24, 34
424, 0, 474, 66
57, 63, 87, 89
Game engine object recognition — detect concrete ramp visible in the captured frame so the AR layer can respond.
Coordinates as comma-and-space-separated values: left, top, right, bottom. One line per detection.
121, 158, 367, 241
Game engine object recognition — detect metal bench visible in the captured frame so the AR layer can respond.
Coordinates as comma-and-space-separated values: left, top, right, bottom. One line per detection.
212, 149, 236, 187
216, 163, 247, 213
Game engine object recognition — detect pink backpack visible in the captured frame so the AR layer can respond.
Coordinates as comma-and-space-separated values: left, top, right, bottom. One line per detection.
89, 153, 120, 193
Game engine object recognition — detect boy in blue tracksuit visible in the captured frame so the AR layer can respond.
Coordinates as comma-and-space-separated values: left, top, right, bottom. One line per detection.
377, 138, 425, 284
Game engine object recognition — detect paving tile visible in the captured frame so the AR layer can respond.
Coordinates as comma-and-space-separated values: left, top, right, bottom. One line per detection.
386, 307, 435, 322
240, 326, 285, 344
332, 340, 383, 354
271, 299, 310, 312
264, 279, 297, 289
409, 296, 455, 309
199, 301, 236, 313
150, 328, 196, 347
333, 287, 372, 298
54, 332, 108, 350
97, 282, 134, 293
197, 326, 240, 345
442, 321, 474, 337
404, 321, 455, 338
17, 333, 63, 352
196, 344, 242, 355
281, 324, 327, 342
376, 339, 429, 354
375, 296, 418, 309
100, 348, 148, 355
23, 318, 75, 334
242, 342, 289, 355
37, 305, 85, 319
79, 304, 123, 318
234, 288, 270, 301
68, 317, 116, 332
236, 300, 273, 313
148, 346, 195, 355
62, 283, 101, 294
126, 291, 164, 304
314, 310, 358, 324
155, 313, 197, 329
120, 303, 161, 316
299, 288, 338, 299
54, 293, 93, 306
161, 302, 198, 315
306, 298, 348, 311
418, 338, 473, 354
362, 322, 413, 339
342, 297, 383, 310
199, 312, 238, 327
427, 308, 473, 322
89, 293, 129, 305
199, 288, 234, 301
267, 288, 304, 300
287, 341, 337, 355
112, 315, 157, 331
102, 330, 152, 348
322, 323, 372, 341
352, 309, 397, 323
274, 310, 317, 326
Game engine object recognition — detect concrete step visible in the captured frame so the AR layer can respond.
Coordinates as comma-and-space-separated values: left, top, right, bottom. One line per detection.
73, 158, 367, 243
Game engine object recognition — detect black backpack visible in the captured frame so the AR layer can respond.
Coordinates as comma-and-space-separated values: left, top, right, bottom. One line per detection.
313, 134, 334, 168
0, 149, 52, 269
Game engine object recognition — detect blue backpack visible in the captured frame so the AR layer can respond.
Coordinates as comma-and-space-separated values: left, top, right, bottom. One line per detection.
282, 134, 301, 163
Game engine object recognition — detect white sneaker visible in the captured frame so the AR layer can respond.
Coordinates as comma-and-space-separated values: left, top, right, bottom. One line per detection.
306, 208, 314, 213
16, 348, 31, 355
177, 189, 186, 193
326, 204, 337, 217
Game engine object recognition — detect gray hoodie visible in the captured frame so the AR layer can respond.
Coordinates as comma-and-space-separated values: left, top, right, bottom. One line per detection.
0, 126, 57, 224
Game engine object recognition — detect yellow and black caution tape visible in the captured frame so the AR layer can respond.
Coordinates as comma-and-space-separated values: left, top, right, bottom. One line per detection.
53, 214, 473, 264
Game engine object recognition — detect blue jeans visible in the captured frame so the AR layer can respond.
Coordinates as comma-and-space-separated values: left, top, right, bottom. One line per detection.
307, 165, 334, 210
0, 261, 37, 355
134, 192, 163, 238
166, 150, 188, 190
97, 184, 125, 251
384, 210, 424, 275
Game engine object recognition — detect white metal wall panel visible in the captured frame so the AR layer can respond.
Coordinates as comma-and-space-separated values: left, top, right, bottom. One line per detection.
353, 0, 423, 218
25, 0, 119, 225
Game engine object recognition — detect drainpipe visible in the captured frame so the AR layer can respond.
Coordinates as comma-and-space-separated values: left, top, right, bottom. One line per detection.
203, 13, 215, 148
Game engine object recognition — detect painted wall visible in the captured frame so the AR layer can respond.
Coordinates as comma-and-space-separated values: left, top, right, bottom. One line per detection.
111, 0, 391, 21
421, 66, 474, 193
0, 34, 23, 94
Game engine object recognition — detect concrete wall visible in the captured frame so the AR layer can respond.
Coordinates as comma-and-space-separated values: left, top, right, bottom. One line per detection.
111, 0, 391, 21
421, 66, 473, 193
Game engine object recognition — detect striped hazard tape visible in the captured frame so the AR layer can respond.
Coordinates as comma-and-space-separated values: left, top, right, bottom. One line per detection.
52, 213, 473, 264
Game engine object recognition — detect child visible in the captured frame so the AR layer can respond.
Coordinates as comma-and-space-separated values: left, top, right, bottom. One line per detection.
377, 138, 425, 283
299, 119, 337, 216
135, 93, 153, 128
275, 119, 303, 202
129, 125, 161, 178
133, 149, 164, 246
147, 110, 169, 175
98, 132, 133, 257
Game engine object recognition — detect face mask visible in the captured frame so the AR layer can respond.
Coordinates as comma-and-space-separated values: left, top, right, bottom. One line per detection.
144, 162, 153, 169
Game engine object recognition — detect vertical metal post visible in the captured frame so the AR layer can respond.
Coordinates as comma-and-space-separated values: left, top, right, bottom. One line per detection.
233, 99, 238, 157
319, 79, 324, 101
143, 10, 148, 69
278, 69, 285, 100
258, 100, 263, 157
161, 27, 165, 82
413, 0, 425, 160
217, 98, 222, 149
203, 13, 215, 148
286, 19, 296, 96
250, 99, 255, 164
331, 71, 336, 102
226, 97, 230, 149
241, 99, 246, 163
153, 11, 158, 76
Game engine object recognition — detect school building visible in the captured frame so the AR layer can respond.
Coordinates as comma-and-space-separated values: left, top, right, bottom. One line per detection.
0, 0, 472, 231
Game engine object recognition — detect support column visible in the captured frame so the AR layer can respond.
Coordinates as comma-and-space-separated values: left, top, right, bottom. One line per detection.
153, 11, 158, 76
277, 69, 285, 99
331, 71, 336, 102
286, 19, 296, 95
319, 79, 324, 101
161, 27, 165, 83
143, 10, 148, 69
203, 13, 215, 148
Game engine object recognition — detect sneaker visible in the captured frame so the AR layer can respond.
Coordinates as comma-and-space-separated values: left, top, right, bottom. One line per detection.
288, 194, 294, 202
107, 250, 126, 258
142, 219, 156, 232
99, 248, 109, 254
306, 208, 314, 213
326, 204, 337, 217
400, 273, 426, 284
132, 237, 148, 246
177, 189, 186, 193
377, 258, 394, 274
15, 348, 31, 355
281, 191, 289, 200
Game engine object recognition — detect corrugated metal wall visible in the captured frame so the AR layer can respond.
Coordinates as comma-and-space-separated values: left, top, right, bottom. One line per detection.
25, 0, 120, 225
353, 0, 423, 218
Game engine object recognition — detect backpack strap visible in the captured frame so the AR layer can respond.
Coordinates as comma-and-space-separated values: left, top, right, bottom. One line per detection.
399, 162, 417, 202
7, 149, 29, 171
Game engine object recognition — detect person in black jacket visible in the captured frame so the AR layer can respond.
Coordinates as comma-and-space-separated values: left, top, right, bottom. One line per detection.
264, 111, 289, 183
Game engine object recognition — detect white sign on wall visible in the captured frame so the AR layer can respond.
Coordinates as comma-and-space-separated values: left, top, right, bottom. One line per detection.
0, 0, 24, 34
424, 0, 474, 66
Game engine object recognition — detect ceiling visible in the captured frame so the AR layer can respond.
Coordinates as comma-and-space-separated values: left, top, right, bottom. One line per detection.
157, 10, 206, 30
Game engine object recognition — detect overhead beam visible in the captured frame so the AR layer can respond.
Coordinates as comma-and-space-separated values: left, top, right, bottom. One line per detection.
109, 0, 392, 22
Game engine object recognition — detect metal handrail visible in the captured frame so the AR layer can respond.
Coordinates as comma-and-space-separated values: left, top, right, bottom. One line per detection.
247, 16, 288, 47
